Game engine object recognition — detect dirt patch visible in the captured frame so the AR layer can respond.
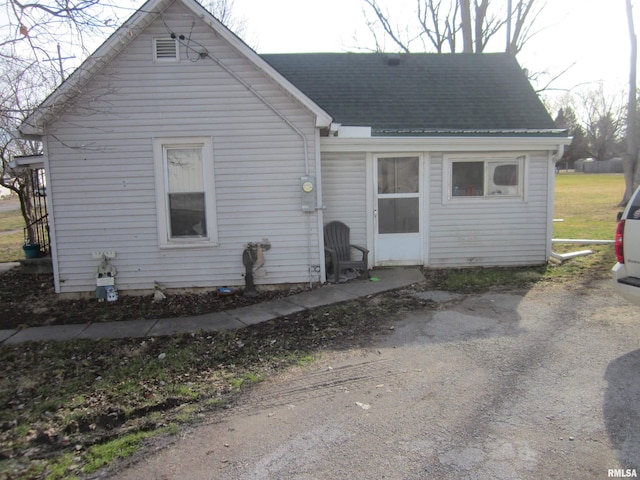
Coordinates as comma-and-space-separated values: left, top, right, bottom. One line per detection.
0, 269, 311, 330
1, 252, 612, 331
0, 286, 428, 479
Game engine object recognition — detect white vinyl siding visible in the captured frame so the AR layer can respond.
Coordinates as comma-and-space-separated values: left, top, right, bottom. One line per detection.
320, 145, 552, 270
429, 151, 550, 267
320, 152, 367, 247
44, 2, 320, 293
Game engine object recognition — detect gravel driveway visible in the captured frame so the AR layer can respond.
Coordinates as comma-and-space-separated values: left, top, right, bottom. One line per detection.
111, 278, 639, 479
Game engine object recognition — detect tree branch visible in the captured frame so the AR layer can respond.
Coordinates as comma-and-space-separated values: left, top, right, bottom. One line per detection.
362, 0, 411, 52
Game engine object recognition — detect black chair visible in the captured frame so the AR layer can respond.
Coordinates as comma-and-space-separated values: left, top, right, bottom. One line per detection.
323, 221, 369, 283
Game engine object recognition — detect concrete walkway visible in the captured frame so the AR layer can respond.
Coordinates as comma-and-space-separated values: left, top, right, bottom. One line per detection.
0, 262, 19, 273
0, 268, 425, 345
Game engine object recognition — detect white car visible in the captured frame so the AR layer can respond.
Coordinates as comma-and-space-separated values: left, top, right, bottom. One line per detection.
612, 185, 640, 305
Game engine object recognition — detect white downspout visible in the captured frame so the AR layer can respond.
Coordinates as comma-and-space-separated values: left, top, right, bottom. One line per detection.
552, 143, 566, 163
314, 128, 326, 283
546, 143, 567, 260
204, 53, 311, 174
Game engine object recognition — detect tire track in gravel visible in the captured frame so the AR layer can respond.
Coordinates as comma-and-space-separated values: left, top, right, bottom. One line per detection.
228, 352, 420, 415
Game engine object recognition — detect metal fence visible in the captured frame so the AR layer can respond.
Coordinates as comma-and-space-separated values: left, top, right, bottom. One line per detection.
574, 158, 624, 174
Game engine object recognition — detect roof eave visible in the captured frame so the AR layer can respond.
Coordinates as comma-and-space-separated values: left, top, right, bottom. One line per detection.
321, 133, 572, 154
371, 128, 569, 138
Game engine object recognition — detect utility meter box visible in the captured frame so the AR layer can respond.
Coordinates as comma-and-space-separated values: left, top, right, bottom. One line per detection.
300, 175, 316, 212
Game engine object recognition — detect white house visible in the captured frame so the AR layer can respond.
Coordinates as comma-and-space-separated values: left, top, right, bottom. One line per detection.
18, 0, 569, 294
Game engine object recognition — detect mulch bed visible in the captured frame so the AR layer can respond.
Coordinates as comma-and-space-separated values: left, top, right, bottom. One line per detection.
0, 269, 308, 330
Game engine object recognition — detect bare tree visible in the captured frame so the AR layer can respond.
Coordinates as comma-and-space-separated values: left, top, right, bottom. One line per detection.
416, 0, 459, 52
206, 0, 248, 40
362, 0, 414, 52
0, 60, 57, 245
460, 0, 473, 52
505, 0, 540, 55
579, 86, 626, 162
622, 0, 640, 206
360, 0, 544, 55
0, 0, 129, 248
0, 0, 128, 71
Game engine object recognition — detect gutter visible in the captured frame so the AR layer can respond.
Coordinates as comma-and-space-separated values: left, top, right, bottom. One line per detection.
201, 50, 330, 286
321, 135, 572, 153
10, 129, 42, 142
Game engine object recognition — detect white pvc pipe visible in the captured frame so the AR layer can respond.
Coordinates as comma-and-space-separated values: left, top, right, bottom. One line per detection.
552, 239, 614, 245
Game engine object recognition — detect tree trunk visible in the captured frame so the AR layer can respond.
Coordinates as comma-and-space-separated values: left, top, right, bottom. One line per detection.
460, 0, 473, 52
622, 0, 639, 206
474, 0, 489, 53
16, 170, 37, 244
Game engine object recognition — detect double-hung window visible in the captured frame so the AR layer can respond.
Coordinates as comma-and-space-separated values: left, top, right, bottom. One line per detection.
446, 155, 525, 200
154, 137, 217, 247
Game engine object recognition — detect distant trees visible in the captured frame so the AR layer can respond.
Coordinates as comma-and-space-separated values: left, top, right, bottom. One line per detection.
581, 87, 626, 162
552, 87, 626, 169
553, 0, 640, 205
554, 107, 588, 170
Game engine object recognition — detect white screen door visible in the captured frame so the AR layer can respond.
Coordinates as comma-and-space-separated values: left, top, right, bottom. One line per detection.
375, 156, 422, 265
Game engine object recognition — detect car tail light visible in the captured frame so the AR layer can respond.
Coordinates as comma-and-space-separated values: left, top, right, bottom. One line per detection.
615, 219, 625, 263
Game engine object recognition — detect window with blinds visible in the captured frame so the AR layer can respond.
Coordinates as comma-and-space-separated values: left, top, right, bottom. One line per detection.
153, 137, 218, 247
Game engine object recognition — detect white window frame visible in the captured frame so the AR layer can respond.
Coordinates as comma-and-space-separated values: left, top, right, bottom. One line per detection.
153, 37, 179, 62
443, 154, 526, 203
153, 136, 217, 248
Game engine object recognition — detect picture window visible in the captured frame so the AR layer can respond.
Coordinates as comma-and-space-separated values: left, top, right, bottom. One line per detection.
448, 156, 525, 199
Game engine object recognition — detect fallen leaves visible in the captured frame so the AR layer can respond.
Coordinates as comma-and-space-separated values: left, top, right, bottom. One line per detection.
0, 274, 427, 478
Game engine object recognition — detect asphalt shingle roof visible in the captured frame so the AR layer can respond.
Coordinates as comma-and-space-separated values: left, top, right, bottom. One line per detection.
261, 52, 560, 136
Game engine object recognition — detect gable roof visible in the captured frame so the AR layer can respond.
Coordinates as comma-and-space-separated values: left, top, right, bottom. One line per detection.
19, 0, 332, 136
261, 53, 562, 137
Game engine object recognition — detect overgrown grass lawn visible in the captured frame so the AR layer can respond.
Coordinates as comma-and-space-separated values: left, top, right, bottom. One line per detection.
0, 206, 24, 263
553, 173, 625, 240
0, 294, 424, 479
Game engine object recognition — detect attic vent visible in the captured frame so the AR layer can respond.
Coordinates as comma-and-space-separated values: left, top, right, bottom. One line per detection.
386, 54, 400, 66
154, 38, 178, 61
